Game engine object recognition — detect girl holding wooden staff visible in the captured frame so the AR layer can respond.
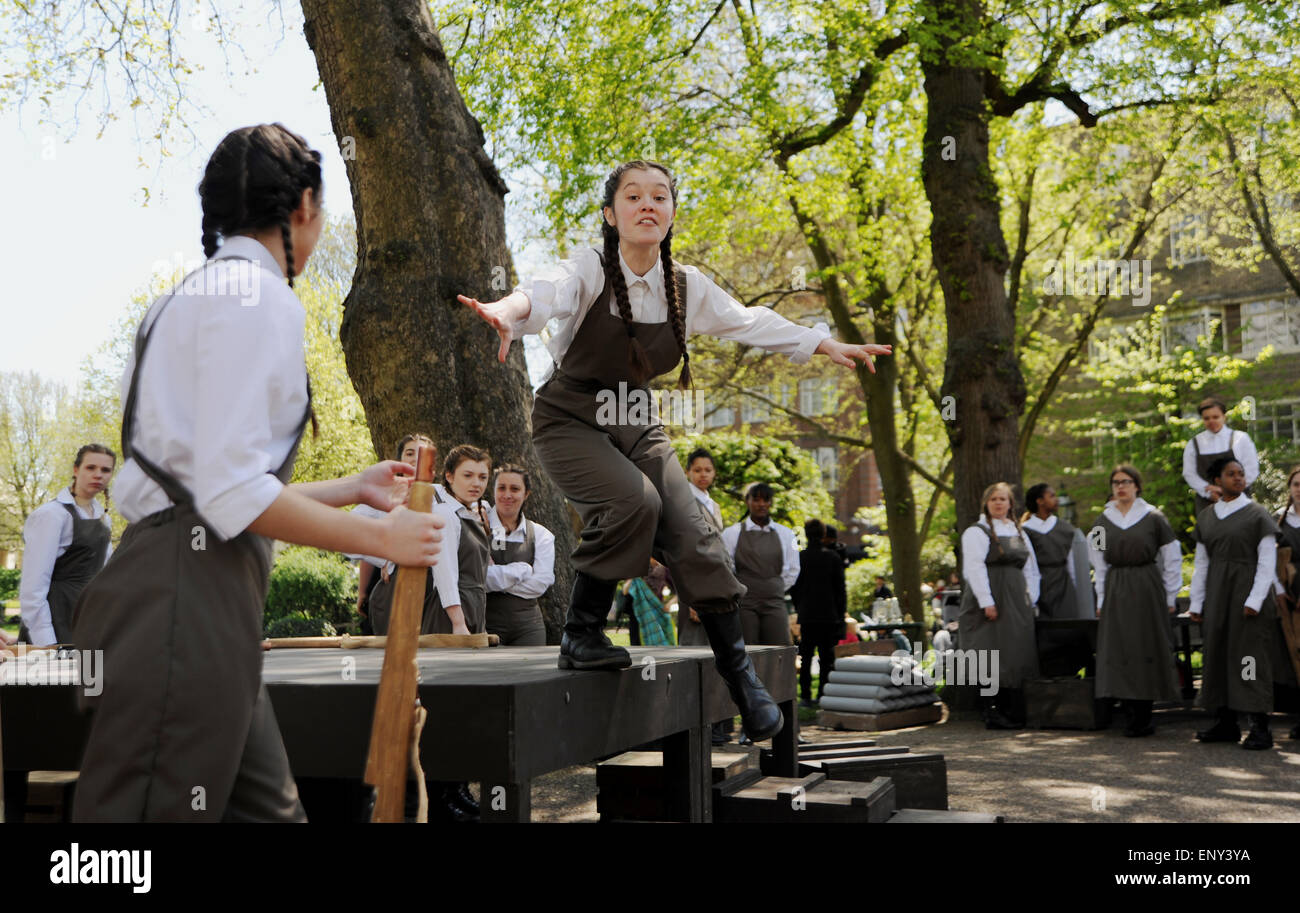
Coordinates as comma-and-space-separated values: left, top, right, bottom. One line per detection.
485, 463, 554, 646
958, 482, 1041, 729
1190, 456, 1281, 749
70, 124, 442, 823
459, 159, 890, 742
1088, 465, 1182, 737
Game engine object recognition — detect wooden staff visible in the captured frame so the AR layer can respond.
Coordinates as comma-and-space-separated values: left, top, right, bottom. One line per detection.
364, 444, 437, 823
262, 633, 493, 649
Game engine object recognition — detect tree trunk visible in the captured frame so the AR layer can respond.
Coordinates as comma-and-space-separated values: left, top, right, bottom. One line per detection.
921, 0, 1026, 533
301, 0, 574, 640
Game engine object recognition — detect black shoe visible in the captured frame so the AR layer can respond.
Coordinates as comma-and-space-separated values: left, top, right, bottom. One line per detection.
448, 781, 478, 815
699, 609, 784, 742
438, 784, 479, 822
983, 707, 1020, 730
1196, 710, 1242, 743
557, 573, 631, 670
1241, 728, 1273, 750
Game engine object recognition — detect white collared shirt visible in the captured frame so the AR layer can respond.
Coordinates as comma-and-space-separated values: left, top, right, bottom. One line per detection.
960, 518, 1041, 609
1182, 426, 1259, 497
513, 247, 832, 385
1189, 495, 1278, 613
112, 236, 310, 541
721, 517, 801, 591
1087, 498, 1182, 608
19, 488, 113, 646
485, 508, 556, 599
1022, 514, 1075, 586
690, 484, 723, 529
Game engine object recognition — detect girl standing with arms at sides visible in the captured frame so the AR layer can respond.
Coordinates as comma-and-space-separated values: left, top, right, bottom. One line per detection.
485, 464, 555, 646
1088, 465, 1181, 737
1273, 465, 1300, 740
1021, 483, 1087, 619
18, 444, 116, 646
678, 448, 723, 648
368, 445, 493, 636
958, 482, 1041, 730
70, 124, 442, 823
459, 159, 890, 742
1190, 457, 1281, 749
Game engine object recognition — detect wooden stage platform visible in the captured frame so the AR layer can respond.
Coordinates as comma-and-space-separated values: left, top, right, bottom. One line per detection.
0, 645, 797, 822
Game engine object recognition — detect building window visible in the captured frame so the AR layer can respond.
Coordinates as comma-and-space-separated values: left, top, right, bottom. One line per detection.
1170, 212, 1208, 266
1249, 399, 1300, 446
799, 378, 836, 416
1162, 306, 1223, 354
1240, 297, 1300, 357
704, 404, 735, 429
812, 446, 838, 491
740, 389, 772, 425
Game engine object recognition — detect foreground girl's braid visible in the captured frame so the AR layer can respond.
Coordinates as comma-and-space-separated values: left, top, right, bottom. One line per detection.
602, 220, 653, 384
659, 226, 691, 390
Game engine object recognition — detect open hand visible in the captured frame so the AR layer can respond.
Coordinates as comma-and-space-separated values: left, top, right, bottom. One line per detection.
815, 338, 893, 373
458, 294, 524, 363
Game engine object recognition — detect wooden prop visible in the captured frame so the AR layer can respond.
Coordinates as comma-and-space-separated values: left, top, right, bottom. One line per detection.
364, 444, 437, 823
262, 633, 494, 650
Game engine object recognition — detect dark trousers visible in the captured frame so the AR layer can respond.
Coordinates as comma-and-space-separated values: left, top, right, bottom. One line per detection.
799, 622, 840, 701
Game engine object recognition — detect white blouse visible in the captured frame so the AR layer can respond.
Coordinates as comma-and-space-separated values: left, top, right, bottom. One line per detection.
960, 518, 1041, 609
512, 246, 831, 385
113, 236, 309, 541
1182, 426, 1259, 497
19, 488, 113, 646
1087, 498, 1182, 609
1189, 495, 1278, 614
485, 508, 556, 600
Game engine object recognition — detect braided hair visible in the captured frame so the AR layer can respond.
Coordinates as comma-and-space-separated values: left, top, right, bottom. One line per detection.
600, 160, 691, 389
198, 124, 323, 287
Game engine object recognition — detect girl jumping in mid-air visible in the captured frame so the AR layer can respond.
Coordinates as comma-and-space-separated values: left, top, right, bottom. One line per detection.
459, 159, 890, 741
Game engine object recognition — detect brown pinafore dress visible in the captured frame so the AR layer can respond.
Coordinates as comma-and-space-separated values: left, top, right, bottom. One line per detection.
1093, 510, 1180, 702
958, 524, 1039, 688
485, 518, 548, 646
71, 256, 310, 822
368, 491, 490, 635
1195, 500, 1281, 712
18, 501, 111, 645
1192, 430, 1247, 518
735, 526, 792, 646
531, 254, 743, 614
1024, 518, 1077, 619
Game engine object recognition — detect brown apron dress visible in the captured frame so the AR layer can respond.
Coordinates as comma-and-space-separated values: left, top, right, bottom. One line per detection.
1195, 501, 1281, 712
18, 501, 111, 645
369, 491, 490, 635
1274, 512, 1300, 687
485, 517, 548, 645
531, 254, 743, 614
735, 526, 792, 646
71, 255, 310, 822
1093, 510, 1180, 702
1192, 430, 1247, 518
957, 525, 1039, 688
1024, 518, 1077, 619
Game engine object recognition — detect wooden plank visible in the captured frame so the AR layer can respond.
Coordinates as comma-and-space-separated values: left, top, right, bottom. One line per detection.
797, 745, 909, 761
889, 808, 1004, 823
834, 640, 899, 658
818, 703, 943, 732
263, 633, 495, 650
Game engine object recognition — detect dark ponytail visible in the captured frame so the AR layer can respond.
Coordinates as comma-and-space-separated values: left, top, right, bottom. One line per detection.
600, 159, 689, 389
199, 123, 323, 287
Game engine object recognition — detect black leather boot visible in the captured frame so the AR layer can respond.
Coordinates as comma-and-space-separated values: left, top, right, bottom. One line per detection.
1123, 699, 1155, 737
1196, 706, 1241, 743
449, 781, 479, 815
557, 572, 631, 670
1241, 713, 1273, 750
699, 609, 784, 741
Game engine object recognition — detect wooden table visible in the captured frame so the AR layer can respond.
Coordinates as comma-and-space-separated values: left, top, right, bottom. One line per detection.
0, 645, 796, 823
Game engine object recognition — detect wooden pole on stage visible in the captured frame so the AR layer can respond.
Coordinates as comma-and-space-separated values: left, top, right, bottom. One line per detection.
364, 444, 437, 823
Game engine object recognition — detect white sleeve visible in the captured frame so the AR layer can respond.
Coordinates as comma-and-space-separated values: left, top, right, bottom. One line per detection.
1158, 540, 1183, 604
686, 268, 831, 364
18, 505, 67, 646
1021, 532, 1041, 606
721, 523, 741, 559
1183, 437, 1209, 496
431, 505, 462, 609
1088, 527, 1108, 610
780, 525, 801, 592
960, 526, 995, 608
513, 247, 603, 338
485, 562, 528, 592
1189, 542, 1209, 615
1237, 432, 1260, 487
1247, 534, 1277, 611
505, 525, 556, 599
1066, 545, 1076, 586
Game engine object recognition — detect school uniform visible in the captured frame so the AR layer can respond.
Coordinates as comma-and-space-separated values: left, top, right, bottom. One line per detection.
1183, 427, 1259, 517
721, 517, 800, 647
71, 237, 309, 822
1088, 499, 1182, 704
958, 518, 1041, 689
365, 485, 491, 635
1021, 515, 1079, 618
1273, 506, 1300, 689
677, 485, 723, 647
484, 508, 554, 646
1190, 496, 1280, 713
18, 488, 113, 645
513, 246, 828, 615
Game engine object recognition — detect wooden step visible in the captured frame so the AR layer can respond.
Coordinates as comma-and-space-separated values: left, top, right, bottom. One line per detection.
596, 749, 753, 822
819, 703, 943, 732
797, 745, 909, 761
889, 808, 1004, 823
808, 751, 948, 810
716, 774, 897, 823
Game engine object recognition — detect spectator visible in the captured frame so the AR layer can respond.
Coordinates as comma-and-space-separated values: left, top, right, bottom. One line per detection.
790, 519, 847, 707
872, 576, 893, 600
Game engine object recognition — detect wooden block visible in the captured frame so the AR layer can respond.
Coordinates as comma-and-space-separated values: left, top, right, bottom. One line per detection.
817, 703, 943, 732
801, 738, 878, 751
889, 808, 1004, 823
797, 745, 909, 761
834, 641, 899, 658
816, 751, 948, 810
596, 748, 755, 821
1024, 677, 1109, 730
717, 775, 897, 823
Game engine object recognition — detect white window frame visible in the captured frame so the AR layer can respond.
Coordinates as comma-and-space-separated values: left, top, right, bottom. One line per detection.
1170, 212, 1209, 267
1240, 296, 1300, 357
812, 445, 838, 491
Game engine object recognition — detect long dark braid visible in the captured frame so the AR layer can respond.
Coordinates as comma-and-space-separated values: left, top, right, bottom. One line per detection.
600, 159, 688, 387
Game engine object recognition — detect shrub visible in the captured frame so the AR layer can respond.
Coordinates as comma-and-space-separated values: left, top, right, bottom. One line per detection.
265, 613, 338, 639
264, 546, 356, 630
0, 567, 20, 602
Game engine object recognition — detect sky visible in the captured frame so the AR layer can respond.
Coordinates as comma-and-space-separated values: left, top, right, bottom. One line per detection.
1, 3, 550, 392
